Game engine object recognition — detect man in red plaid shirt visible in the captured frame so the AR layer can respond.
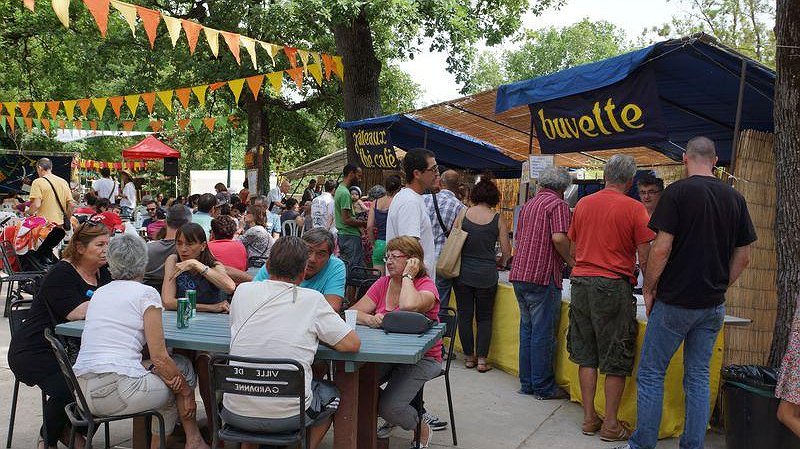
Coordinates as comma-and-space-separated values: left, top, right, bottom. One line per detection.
509, 167, 573, 400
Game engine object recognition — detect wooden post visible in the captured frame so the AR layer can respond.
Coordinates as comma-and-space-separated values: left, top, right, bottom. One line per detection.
333, 361, 360, 449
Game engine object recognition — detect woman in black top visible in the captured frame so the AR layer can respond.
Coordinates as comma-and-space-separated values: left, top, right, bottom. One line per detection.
8, 222, 112, 449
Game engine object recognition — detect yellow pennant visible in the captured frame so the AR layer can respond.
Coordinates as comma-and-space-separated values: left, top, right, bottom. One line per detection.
51, 0, 71, 27
266, 71, 283, 95
62, 100, 77, 121
162, 15, 182, 47
91, 97, 107, 118
298, 49, 310, 73
3, 102, 16, 120
111, 0, 138, 36
332, 56, 344, 80
203, 27, 220, 57
191, 85, 207, 107
308, 62, 323, 86
259, 41, 280, 66
124, 94, 139, 117
227, 78, 245, 104
33, 102, 46, 119
240, 36, 257, 69
156, 90, 173, 112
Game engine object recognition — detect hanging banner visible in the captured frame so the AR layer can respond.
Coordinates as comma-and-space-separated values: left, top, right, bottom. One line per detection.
0, 153, 72, 193
352, 127, 400, 170
530, 67, 667, 153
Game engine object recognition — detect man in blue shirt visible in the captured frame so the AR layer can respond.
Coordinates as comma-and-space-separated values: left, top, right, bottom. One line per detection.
254, 228, 345, 312
192, 193, 216, 239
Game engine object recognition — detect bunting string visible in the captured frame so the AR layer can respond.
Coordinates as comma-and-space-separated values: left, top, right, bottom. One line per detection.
0, 114, 239, 135
79, 159, 150, 171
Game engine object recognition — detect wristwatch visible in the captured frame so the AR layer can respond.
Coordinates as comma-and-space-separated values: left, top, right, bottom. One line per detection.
402, 274, 413, 281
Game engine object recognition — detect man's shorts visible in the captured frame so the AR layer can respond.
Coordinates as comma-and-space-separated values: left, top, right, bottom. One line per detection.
567, 276, 638, 377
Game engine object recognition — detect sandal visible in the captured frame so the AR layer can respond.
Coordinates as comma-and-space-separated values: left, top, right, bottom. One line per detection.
476, 358, 492, 373
581, 416, 603, 436
464, 356, 477, 369
599, 421, 633, 442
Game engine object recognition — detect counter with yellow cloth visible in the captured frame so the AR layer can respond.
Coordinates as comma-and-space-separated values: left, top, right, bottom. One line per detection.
452, 278, 729, 439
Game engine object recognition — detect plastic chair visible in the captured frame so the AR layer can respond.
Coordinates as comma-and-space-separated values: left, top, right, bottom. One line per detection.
43, 329, 167, 449
344, 266, 381, 309
1, 241, 46, 317
6, 299, 48, 449
208, 354, 336, 449
282, 219, 302, 237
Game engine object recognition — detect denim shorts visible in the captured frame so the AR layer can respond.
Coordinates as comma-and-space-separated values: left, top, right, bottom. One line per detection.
567, 276, 638, 376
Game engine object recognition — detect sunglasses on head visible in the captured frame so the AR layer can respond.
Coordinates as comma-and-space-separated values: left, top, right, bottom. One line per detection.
73, 214, 106, 240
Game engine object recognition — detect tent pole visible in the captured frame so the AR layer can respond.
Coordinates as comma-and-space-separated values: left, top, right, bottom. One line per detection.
227, 128, 233, 188
730, 59, 747, 178
423, 129, 428, 149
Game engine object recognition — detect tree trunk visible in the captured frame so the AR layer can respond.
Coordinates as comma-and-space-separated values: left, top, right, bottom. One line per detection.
768, 0, 800, 367
331, 6, 385, 188
244, 96, 270, 194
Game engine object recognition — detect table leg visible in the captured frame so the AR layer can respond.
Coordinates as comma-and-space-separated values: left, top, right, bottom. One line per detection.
132, 416, 149, 449
357, 364, 379, 449
333, 361, 359, 449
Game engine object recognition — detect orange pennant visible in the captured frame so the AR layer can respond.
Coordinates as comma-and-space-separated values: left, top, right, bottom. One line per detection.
322, 54, 333, 80
23, 0, 34, 11
209, 82, 226, 91
136, 7, 161, 49
109, 96, 124, 118
181, 20, 202, 54
175, 88, 191, 109
286, 67, 303, 90
203, 117, 216, 132
7, 116, 14, 133
46, 101, 60, 119
58, 119, 66, 129
89, 120, 98, 131
122, 121, 136, 131
41, 119, 51, 133
283, 46, 298, 67
18, 102, 30, 118
82, 0, 110, 37
246, 75, 264, 100
177, 119, 190, 131
73, 120, 83, 130
150, 120, 163, 132
77, 99, 91, 116
141, 92, 156, 113
24, 118, 33, 131
220, 31, 240, 65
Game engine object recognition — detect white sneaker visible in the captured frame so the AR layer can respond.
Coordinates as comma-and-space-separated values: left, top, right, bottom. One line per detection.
377, 419, 395, 439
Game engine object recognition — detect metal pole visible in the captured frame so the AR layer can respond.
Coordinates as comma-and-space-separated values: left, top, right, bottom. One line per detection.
729, 60, 748, 178
227, 128, 233, 187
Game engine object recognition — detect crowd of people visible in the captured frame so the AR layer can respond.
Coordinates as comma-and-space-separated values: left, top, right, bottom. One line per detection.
9, 135, 800, 449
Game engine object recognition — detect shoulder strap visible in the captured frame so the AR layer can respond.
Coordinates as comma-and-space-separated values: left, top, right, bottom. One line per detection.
454, 207, 467, 231
106, 180, 116, 200
431, 193, 450, 237
42, 176, 67, 215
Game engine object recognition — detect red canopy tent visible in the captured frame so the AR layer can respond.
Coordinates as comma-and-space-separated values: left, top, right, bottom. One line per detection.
122, 136, 180, 160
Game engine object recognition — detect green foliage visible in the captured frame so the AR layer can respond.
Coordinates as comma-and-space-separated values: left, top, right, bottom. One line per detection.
464, 19, 629, 94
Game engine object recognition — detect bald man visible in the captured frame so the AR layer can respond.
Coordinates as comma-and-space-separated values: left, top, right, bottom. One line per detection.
623, 136, 756, 449
424, 169, 465, 307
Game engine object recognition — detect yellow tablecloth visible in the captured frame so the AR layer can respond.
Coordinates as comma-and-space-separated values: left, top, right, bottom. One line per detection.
452, 281, 724, 439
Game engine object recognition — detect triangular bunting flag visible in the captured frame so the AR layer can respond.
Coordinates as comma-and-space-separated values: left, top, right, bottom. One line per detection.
162, 15, 182, 47
136, 7, 161, 49
62, 100, 77, 121
58, 119, 66, 129
109, 96, 124, 118
209, 82, 226, 91
203, 27, 220, 58
77, 99, 91, 116
33, 102, 46, 119
240, 36, 257, 69
191, 85, 207, 107
322, 54, 333, 80
141, 92, 156, 113
3, 102, 17, 120
0, 116, 6, 132
122, 121, 136, 132
150, 120, 162, 132
52, 0, 71, 27
124, 94, 140, 117
308, 62, 323, 86
175, 88, 191, 109
177, 119, 190, 131
216, 115, 227, 127
73, 120, 83, 130
8, 116, 16, 132
227, 79, 245, 104
203, 117, 216, 132
163, 120, 175, 130
332, 56, 344, 80
111, 0, 138, 36
156, 90, 173, 112
24, 118, 33, 131
23, 0, 34, 11
246, 75, 264, 100
33, 119, 41, 129
18, 102, 30, 118
136, 119, 150, 132
220, 31, 240, 65
91, 98, 107, 118
181, 20, 202, 54
283, 46, 298, 67
41, 119, 50, 133
89, 120, 98, 131
106, 121, 118, 131
15, 117, 24, 130
191, 118, 203, 131
266, 71, 283, 95
286, 67, 303, 90
259, 41, 280, 66
82, 0, 110, 37
46, 101, 60, 119
298, 49, 310, 71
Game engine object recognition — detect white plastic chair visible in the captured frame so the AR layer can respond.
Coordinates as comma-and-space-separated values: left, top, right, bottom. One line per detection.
282, 219, 301, 237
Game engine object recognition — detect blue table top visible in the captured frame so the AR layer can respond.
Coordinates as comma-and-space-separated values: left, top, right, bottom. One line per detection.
56, 311, 445, 367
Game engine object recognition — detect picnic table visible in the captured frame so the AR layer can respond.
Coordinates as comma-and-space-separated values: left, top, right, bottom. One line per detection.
57, 311, 445, 449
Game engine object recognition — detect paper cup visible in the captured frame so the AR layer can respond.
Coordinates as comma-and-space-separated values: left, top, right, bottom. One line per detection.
345, 310, 358, 329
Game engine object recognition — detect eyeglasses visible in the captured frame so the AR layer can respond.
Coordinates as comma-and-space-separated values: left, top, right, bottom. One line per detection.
423, 165, 441, 175
73, 214, 104, 241
639, 189, 662, 196
146, 208, 157, 212
383, 253, 409, 262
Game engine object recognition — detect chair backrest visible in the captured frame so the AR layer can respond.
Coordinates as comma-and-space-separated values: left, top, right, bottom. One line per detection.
208, 354, 306, 435
0, 240, 17, 275
439, 306, 458, 373
347, 266, 381, 288
43, 328, 91, 419
9, 299, 33, 336
282, 220, 301, 237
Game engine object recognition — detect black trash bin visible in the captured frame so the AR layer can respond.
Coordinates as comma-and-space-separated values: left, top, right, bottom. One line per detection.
723, 365, 800, 449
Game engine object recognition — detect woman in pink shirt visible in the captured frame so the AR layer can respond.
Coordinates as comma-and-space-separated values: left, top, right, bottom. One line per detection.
208, 215, 247, 271
348, 236, 441, 448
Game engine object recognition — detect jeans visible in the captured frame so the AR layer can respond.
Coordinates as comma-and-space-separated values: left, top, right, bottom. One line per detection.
436, 276, 454, 310
629, 301, 725, 449
453, 279, 497, 357
337, 234, 365, 279
512, 280, 562, 397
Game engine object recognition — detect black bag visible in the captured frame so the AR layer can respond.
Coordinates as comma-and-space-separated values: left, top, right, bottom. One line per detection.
382, 311, 435, 334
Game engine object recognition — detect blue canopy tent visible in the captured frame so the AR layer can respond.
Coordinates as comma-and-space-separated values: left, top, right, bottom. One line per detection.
495, 33, 775, 165
338, 114, 523, 178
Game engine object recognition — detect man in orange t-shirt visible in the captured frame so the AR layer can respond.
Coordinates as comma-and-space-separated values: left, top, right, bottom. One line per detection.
566, 154, 655, 442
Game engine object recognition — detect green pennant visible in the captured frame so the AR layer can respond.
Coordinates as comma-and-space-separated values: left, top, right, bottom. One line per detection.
33, 119, 41, 129
216, 115, 228, 127
0, 117, 6, 132
16, 117, 25, 129
164, 120, 176, 130
106, 121, 119, 131
191, 118, 203, 131
136, 119, 150, 132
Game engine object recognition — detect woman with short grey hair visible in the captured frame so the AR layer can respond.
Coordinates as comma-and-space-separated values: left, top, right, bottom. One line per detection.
73, 234, 210, 449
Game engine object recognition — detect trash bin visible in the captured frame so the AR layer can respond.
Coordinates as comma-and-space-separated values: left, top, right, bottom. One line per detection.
722, 365, 800, 449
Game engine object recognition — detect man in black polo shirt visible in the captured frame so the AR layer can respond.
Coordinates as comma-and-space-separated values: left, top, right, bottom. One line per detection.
619, 136, 757, 449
